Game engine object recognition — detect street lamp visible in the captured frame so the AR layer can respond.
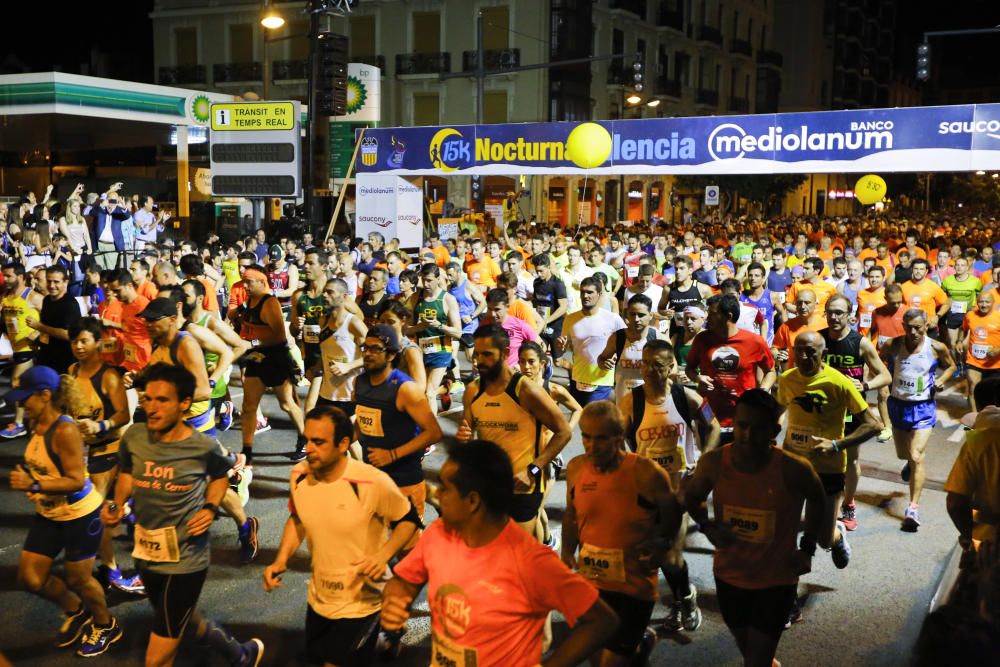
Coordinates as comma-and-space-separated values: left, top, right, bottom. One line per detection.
626, 93, 642, 105
646, 98, 661, 108
260, 0, 285, 29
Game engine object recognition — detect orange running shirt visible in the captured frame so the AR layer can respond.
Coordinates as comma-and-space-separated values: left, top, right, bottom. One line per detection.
856, 287, 886, 333
962, 309, 1000, 370
901, 279, 947, 319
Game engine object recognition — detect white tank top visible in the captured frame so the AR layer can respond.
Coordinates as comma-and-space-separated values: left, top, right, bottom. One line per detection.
890, 337, 938, 402
319, 313, 361, 401
634, 389, 699, 474
614, 336, 647, 405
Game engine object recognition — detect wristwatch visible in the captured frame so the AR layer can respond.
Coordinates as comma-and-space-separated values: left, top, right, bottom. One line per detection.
526, 463, 542, 478
209, 379, 216, 389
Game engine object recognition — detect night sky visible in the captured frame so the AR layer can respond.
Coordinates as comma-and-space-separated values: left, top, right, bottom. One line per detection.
1, 0, 998, 93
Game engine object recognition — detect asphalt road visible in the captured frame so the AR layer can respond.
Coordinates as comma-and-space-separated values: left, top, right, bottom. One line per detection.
0, 367, 969, 666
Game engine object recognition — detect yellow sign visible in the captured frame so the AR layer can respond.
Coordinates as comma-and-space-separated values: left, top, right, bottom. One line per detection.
211, 102, 295, 131
854, 174, 887, 205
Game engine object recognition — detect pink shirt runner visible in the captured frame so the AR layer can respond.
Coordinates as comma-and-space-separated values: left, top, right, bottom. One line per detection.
394, 519, 598, 667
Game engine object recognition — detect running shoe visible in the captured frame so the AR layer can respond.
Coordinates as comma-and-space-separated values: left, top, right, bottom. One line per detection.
239, 517, 260, 563
784, 598, 803, 629
902, 505, 921, 532
449, 380, 465, 395
901, 462, 911, 482
0, 422, 26, 439
254, 418, 271, 435
876, 428, 891, 442
238, 638, 265, 667
680, 585, 703, 631
108, 571, 145, 596
551, 455, 566, 480
831, 522, 852, 569
55, 606, 92, 647
235, 466, 253, 507
634, 627, 657, 666
841, 502, 858, 531
76, 618, 122, 657
660, 602, 682, 632
439, 392, 452, 412
287, 449, 307, 463
376, 629, 405, 659
217, 400, 235, 432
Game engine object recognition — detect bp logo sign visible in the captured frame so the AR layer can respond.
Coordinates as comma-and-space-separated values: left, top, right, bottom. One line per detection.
189, 95, 211, 124
345, 76, 367, 115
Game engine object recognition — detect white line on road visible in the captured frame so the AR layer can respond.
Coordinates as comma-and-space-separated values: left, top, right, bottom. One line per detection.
948, 425, 967, 442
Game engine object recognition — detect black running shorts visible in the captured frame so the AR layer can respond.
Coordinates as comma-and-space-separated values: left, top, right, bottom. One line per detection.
305, 606, 380, 666
141, 568, 208, 639
715, 577, 797, 640
598, 589, 655, 656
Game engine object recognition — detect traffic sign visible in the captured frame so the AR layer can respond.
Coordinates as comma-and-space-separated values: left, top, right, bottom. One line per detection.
209, 101, 301, 197
705, 185, 720, 206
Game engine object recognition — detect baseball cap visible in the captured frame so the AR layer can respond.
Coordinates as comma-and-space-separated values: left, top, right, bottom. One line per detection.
367, 324, 400, 352
138, 298, 178, 321
2, 366, 60, 402
268, 244, 284, 261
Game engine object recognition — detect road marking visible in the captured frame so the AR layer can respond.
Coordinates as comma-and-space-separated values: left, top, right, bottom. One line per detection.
948, 425, 967, 442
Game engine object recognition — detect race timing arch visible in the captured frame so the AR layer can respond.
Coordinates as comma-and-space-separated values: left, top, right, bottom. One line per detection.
353, 103, 1000, 241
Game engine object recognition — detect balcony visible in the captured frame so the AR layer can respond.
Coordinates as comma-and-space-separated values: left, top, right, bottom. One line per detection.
696, 24, 724, 46
213, 62, 262, 84
158, 65, 206, 85
728, 96, 749, 113
352, 54, 386, 71
271, 60, 308, 81
609, 0, 646, 18
730, 39, 753, 58
396, 52, 450, 75
462, 48, 521, 72
656, 5, 683, 32
655, 76, 682, 98
696, 88, 719, 107
757, 49, 783, 68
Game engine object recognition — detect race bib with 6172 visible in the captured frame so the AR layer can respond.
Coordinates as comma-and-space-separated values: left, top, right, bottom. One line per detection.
578, 543, 626, 583
132, 524, 181, 563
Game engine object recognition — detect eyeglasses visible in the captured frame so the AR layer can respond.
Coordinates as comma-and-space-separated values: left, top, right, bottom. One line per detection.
360, 344, 387, 353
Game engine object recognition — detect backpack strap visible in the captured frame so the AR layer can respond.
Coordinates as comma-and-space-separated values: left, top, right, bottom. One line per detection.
626, 385, 646, 452
614, 330, 627, 358
670, 382, 692, 428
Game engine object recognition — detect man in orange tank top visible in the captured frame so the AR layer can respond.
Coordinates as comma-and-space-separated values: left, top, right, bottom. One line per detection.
683, 390, 825, 667
563, 401, 681, 667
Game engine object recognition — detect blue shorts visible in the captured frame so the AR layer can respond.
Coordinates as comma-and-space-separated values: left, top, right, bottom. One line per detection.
569, 380, 614, 406
23, 505, 103, 562
423, 351, 452, 369
887, 396, 936, 431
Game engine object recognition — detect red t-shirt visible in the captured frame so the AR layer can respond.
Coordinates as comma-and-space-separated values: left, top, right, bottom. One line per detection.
685, 328, 774, 426
119, 295, 152, 372
393, 519, 598, 667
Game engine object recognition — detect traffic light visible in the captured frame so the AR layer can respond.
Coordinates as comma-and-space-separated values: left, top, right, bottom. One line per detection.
316, 32, 349, 116
470, 175, 482, 210
631, 56, 644, 93
916, 43, 931, 82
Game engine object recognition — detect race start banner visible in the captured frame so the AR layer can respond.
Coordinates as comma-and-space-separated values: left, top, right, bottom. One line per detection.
354, 103, 1000, 176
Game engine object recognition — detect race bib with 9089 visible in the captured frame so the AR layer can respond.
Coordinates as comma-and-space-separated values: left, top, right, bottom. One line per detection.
355, 405, 384, 438
578, 543, 626, 583
132, 524, 181, 563
722, 504, 776, 544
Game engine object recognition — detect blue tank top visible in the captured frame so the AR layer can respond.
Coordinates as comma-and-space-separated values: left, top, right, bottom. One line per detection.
767, 268, 792, 294
741, 289, 775, 344
354, 368, 423, 486
450, 280, 477, 335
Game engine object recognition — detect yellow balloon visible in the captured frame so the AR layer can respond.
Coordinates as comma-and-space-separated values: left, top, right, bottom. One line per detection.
565, 122, 613, 169
854, 174, 887, 205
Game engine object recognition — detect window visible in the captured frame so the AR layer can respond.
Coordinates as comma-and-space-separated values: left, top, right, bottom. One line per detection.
413, 12, 441, 54
229, 24, 253, 63
612, 29, 624, 57
413, 93, 439, 126
761, 24, 767, 49
747, 17, 753, 42
482, 6, 509, 50
732, 10, 739, 38
658, 45, 669, 77
175, 27, 197, 66
698, 56, 705, 88
484, 90, 507, 124
350, 15, 376, 57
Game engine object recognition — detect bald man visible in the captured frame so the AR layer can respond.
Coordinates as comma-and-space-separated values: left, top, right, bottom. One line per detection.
152, 261, 180, 289
771, 289, 827, 370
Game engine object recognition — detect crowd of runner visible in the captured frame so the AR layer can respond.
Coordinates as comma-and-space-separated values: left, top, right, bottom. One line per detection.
2, 182, 1000, 666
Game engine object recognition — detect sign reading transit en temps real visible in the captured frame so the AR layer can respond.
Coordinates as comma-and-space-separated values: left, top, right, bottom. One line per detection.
353, 103, 1000, 177
209, 101, 301, 197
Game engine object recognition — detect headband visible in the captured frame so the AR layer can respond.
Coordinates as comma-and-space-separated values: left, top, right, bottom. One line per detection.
243, 269, 268, 282
684, 305, 707, 319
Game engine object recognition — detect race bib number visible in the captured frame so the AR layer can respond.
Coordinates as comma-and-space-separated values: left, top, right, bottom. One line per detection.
784, 428, 812, 457
859, 313, 872, 328
355, 405, 384, 438
626, 265, 639, 278
951, 301, 968, 315
578, 544, 626, 583
420, 336, 446, 354
312, 566, 359, 606
778, 290, 787, 304
99, 338, 119, 354
432, 631, 478, 667
124, 344, 138, 363
652, 449, 685, 473
132, 524, 180, 563
972, 343, 990, 360
303, 324, 320, 344
895, 370, 924, 396
722, 504, 776, 544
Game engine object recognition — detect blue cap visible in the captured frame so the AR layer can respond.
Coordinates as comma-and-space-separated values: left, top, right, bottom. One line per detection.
3, 366, 60, 402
